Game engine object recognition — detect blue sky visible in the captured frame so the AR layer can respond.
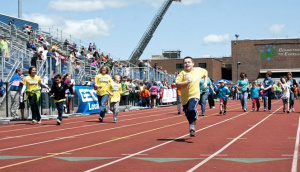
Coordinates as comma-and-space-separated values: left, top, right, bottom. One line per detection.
1, 0, 300, 60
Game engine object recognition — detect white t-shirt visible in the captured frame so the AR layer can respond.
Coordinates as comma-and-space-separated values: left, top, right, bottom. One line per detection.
281, 83, 290, 99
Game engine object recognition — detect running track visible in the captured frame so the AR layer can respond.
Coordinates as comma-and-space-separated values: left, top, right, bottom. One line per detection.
0, 100, 300, 172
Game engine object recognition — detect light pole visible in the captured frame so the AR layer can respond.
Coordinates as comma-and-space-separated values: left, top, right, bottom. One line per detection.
235, 34, 240, 81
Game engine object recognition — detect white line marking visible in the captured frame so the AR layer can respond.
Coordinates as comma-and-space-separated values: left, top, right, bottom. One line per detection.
200, 154, 228, 157
291, 113, 300, 172
121, 154, 147, 156
187, 107, 281, 172
0, 115, 180, 152
84, 111, 250, 172
47, 153, 72, 155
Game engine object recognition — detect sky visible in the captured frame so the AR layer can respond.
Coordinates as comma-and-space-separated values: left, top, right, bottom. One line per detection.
1, 0, 300, 61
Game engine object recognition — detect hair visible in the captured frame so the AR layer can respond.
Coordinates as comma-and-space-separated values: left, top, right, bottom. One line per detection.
240, 72, 247, 78
28, 66, 36, 75
54, 74, 62, 80
280, 76, 287, 83
266, 71, 272, 77
143, 85, 147, 90
99, 65, 110, 74
15, 68, 21, 73
153, 82, 157, 86
287, 72, 292, 77
183, 56, 193, 62
251, 82, 256, 86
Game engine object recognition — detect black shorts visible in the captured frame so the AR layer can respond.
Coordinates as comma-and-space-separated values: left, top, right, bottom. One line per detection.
151, 95, 157, 99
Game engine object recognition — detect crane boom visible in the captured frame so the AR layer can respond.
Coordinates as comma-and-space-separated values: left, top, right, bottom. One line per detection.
128, 0, 181, 64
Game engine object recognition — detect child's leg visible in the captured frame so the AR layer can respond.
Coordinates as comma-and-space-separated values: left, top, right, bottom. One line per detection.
224, 101, 227, 111
252, 98, 256, 109
113, 102, 119, 120
256, 98, 260, 110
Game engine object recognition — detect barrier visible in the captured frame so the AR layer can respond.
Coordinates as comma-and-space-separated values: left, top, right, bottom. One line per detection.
161, 88, 177, 103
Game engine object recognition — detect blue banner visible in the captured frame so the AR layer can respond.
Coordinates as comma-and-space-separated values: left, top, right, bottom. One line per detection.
75, 86, 99, 115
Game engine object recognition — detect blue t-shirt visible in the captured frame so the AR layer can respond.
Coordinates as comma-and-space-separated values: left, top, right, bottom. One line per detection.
236, 79, 249, 92
10, 73, 23, 92
249, 87, 260, 98
263, 77, 273, 90
200, 78, 212, 92
216, 86, 231, 101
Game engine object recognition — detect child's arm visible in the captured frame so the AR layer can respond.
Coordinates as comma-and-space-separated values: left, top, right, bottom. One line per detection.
120, 90, 129, 95
107, 90, 113, 96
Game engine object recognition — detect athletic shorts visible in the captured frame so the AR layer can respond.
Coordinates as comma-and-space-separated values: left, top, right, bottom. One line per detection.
220, 99, 227, 105
151, 95, 157, 99
282, 98, 288, 104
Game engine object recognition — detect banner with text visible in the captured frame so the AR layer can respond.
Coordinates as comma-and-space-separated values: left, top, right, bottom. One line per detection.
162, 89, 177, 103
75, 86, 99, 114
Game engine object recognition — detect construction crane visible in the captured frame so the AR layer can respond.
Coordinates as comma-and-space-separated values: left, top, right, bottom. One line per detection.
128, 0, 181, 64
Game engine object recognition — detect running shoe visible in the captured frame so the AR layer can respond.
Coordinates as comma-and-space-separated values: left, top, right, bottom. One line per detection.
57, 119, 61, 125
113, 118, 117, 123
99, 117, 103, 122
244, 109, 247, 112
32, 120, 37, 124
178, 111, 181, 115
201, 114, 205, 116
223, 110, 227, 115
256, 108, 259, 112
264, 109, 266, 111
287, 110, 290, 114
252, 108, 255, 111
37, 120, 41, 124
219, 110, 222, 115
190, 129, 196, 137
292, 108, 295, 112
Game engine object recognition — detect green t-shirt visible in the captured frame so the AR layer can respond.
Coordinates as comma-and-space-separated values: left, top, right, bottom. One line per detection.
121, 82, 129, 96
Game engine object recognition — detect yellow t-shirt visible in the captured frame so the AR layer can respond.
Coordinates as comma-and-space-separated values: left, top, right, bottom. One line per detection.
175, 67, 207, 105
95, 73, 112, 96
24, 75, 42, 90
109, 81, 122, 103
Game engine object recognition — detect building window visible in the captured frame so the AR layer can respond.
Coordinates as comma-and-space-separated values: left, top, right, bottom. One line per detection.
198, 63, 207, 68
176, 63, 183, 69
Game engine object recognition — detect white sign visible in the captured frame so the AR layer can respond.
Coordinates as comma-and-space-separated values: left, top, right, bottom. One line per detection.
162, 89, 177, 103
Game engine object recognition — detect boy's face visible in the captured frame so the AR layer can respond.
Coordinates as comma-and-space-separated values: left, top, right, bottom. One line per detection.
183, 58, 194, 71
220, 82, 225, 87
55, 78, 61, 84
114, 75, 121, 83
252, 83, 255, 87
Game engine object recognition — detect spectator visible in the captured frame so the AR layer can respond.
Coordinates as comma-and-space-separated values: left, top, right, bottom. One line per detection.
120, 76, 130, 106
149, 82, 159, 108
31, 51, 43, 67
93, 50, 100, 59
140, 85, 150, 107
27, 24, 33, 35
10, 68, 23, 120
22, 24, 28, 32
8, 19, 16, 29
93, 42, 97, 51
86, 51, 93, 59
0, 37, 10, 59
88, 43, 93, 52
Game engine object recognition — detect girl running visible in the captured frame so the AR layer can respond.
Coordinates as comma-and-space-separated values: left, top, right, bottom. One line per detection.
236, 72, 249, 112
199, 77, 215, 116
215, 80, 230, 115
279, 76, 290, 113
249, 82, 260, 111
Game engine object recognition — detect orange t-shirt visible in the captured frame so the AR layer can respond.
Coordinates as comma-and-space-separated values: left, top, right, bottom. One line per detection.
141, 90, 150, 98
177, 87, 181, 96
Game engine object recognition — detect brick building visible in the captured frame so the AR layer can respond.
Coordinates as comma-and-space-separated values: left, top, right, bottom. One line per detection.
144, 38, 300, 82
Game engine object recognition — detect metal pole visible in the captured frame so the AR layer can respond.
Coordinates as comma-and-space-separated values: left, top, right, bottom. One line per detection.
5, 82, 9, 117
18, 0, 22, 18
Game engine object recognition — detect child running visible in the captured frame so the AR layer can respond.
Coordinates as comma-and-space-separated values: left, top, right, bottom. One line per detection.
249, 82, 260, 111
107, 74, 129, 123
279, 76, 290, 113
215, 80, 230, 115
176, 56, 207, 137
49, 74, 74, 125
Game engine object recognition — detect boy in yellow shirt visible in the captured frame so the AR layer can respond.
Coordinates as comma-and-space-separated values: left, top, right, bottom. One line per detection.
107, 75, 129, 123
176, 56, 208, 137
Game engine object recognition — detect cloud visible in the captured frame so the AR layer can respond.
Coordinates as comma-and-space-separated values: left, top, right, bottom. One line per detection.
269, 24, 285, 34
203, 34, 229, 44
23, 13, 112, 39
48, 0, 127, 12
139, 0, 204, 7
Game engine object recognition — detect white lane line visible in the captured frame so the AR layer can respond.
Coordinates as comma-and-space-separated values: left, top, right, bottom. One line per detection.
0, 106, 176, 133
84, 111, 250, 172
291, 113, 300, 172
121, 154, 148, 156
187, 107, 281, 172
47, 153, 72, 155
0, 115, 180, 152
200, 154, 228, 157
0, 113, 173, 141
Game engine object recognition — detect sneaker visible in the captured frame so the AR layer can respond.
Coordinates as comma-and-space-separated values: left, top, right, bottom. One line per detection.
37, 120, 42, 124
219, 110, 222, 115
292, 108, 295, 112
113, 118, 117, 123
223, 110, 227, 115
32, 120, 37, 124
201, 114, 205, 116
257, 108, 259, 112
268, 110, 271, 112
252, 108, 255, 111
57, 119, 61, 125
178, 111, 181, 115
264, 109, 266, 111
244, 109, 247, 112
190, 129, 196, 137
99, 117, 103, 122
287, 110, 290, 114
212, 106, 215, 109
